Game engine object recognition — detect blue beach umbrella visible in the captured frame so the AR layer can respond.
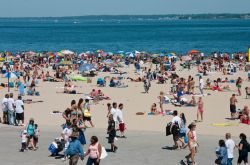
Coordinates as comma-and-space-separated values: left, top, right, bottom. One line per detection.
78, 64, 95, 72
104, 59, 114, 64
4, 72, 17, 79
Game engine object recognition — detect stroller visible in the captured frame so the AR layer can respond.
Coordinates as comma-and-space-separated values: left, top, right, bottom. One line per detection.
48, 137, 65, 156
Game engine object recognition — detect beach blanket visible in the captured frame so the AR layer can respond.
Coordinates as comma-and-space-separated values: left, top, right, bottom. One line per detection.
50, 111, 63, 115
23, 99, 44, 104
211, 123, 239, 127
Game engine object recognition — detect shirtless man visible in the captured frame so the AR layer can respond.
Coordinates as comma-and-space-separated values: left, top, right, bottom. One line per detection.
230, 94, 237, 119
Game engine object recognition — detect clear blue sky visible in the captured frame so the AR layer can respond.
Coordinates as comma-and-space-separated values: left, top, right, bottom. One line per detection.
1, 0, 250, 17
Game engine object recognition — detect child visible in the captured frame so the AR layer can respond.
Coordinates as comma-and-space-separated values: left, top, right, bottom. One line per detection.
107, 114, 118, 152
33, 124, 40, 148
20, 130, 27, 152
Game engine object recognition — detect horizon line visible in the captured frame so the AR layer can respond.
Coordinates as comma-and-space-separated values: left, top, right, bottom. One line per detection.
0, 13, 250, 19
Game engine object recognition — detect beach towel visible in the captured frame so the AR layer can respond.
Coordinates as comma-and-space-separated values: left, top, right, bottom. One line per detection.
211, 123, 239, 127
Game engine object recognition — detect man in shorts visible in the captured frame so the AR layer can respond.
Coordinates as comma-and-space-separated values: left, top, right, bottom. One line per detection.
230, 94, 237, 119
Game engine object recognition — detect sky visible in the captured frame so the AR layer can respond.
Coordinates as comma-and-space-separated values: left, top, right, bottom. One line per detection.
0, 0, 250, 17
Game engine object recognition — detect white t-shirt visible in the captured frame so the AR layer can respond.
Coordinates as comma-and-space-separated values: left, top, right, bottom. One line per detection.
7, 98, 15, 111
116, 108, 124, 123
1, 98, 8, 112
111, 108, 118, 122
15, 100, 24, 113
62, 127, 72, 142
225, 139, 235, 159
172, 116, 181, 127
199, 79, 204, 89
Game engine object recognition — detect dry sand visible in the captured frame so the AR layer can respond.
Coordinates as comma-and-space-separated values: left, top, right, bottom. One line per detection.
0, 63, 249, 137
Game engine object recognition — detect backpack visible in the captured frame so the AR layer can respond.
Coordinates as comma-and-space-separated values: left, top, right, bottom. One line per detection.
166, 122, 172, 136
247, 142, 250, 152
171, 123, 180, 136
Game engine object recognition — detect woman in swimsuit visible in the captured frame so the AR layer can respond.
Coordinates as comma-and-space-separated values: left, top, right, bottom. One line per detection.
197, 97, 204, 122
186, 122, 198, 165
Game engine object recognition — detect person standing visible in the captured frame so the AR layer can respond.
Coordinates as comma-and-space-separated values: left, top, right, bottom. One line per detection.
65, 132, 84, 165
236, 77, 242, 96
230, 94, 238, 119
107, 114, 118, 152
15, 95, 24, 126
158, 91, 164, 114
225, 133, 235, 165
237, 133, 249, 165
197, 97, 204, 122
117, 103, 126, 138
1, 94, 9, 124
199, 76, 204, 95
84, 136, 102, 165
7, 93, 15, 125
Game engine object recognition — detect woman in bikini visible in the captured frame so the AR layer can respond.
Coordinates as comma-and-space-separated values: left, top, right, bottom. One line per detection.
158, 91, 164, 114
186, 122, 198, 165
197, 97, 204, 122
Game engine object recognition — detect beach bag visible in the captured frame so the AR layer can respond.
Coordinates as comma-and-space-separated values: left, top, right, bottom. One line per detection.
100, 146, 108, 159
184, 135, 188, 144
215, 158, 221, 164
166, 122, 172, 136
84, 109, 91, 118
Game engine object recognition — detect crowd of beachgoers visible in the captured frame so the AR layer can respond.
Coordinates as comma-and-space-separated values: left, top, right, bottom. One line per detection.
1, 49, 250, 165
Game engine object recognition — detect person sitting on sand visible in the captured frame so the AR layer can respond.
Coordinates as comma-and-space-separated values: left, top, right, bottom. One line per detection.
150, 103, 159, 115
245, 87, 250, 99
128, 77, 142, 82
240, 106, 250, 125
187, 96, 196, 106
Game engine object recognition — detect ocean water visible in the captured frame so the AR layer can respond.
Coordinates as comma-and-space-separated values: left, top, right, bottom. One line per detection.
0, 16, 250, 54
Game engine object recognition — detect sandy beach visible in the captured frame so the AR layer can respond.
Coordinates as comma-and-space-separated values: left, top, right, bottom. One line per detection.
0, 62, 249, 137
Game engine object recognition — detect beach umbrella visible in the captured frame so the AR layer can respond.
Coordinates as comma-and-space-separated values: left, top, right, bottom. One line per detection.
104, 59, 114, 64
78, 64, 95, 72
151, 54, 159, 58
56, 52, 64, 57
4, 72, 17, 79
107, 52, 114, 56
59, 61, 73, 65
182, 56, 192, 61
25, 51, 36, 56
160, 53, 165, 57
60, 50, 74, 55
188, 50, 200, 55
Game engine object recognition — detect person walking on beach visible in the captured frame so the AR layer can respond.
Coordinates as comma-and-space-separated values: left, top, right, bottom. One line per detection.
185, 122, 198, 165
7, 93, 15, 125
15, 95, 24, 126
1, 94, 9, 124
107, 114, 118, 152
117, 103, 126, 138
225, 133, 235, 165
65, 132, 84, 165
197, 97, 204, 122
236, 133, 249, 165
230, 94, 237, 119
215, 139, 228, 165
171, 110, 181, 149
199, 76, 204, 95
84, 136, 102, 165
